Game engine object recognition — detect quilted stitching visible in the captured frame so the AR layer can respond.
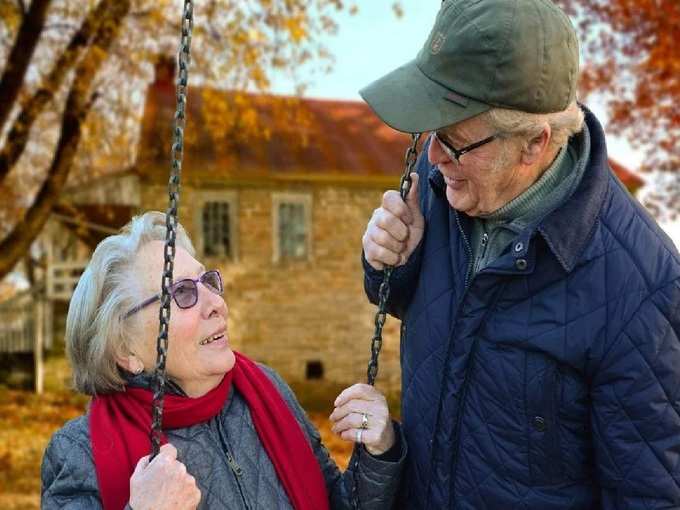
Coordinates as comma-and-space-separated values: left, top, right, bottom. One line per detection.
365, 109, 680, 509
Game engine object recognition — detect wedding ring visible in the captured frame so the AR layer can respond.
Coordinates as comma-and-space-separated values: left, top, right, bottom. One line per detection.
360, 412, 369, 430
356, 428, 363, 443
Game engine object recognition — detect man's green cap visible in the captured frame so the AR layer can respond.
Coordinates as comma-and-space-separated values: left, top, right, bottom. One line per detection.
360, 0, 579, 133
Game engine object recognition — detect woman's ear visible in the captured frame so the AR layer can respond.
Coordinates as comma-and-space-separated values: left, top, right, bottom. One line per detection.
521, 124, 551, 166
115, 349, 145, 375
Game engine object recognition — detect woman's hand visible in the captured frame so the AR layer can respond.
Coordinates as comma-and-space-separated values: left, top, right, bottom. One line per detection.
129, 443, 201, 510
329, 383, 395, 456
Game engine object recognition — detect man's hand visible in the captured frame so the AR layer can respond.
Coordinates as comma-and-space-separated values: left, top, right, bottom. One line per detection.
362, 172, 424, 270
129, 443, 201, 510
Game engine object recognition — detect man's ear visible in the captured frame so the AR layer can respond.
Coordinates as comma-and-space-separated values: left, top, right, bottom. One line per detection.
521, 124, 551, 166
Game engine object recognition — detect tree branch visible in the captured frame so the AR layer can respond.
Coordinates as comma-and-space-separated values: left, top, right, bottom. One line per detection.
0, 0, 51, 131
0, 0, 110, 182
0, 0, 132, 279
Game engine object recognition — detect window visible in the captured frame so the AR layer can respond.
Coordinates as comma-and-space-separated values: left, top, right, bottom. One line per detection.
203, 202, 232, 258
195, 191, 238, 260
306, 360, 324, 380
272, 193, 312, 262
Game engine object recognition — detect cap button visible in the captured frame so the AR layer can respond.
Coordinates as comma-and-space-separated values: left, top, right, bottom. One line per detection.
532, 416, 546, 432
515, 258, 528, 270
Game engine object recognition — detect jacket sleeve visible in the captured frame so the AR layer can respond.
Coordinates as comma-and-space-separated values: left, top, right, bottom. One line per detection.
362, 146, 432, 320
260, 365, 407, 510
591, 278, 680, 509
41, 429, 104, 510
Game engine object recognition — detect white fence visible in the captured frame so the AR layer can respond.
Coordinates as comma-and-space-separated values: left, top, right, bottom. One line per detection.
47, 261, 87, 301
0, 291, 36, 353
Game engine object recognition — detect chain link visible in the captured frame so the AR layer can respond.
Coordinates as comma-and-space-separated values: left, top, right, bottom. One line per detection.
350, 132, 421, 509
150, 0, 194, 460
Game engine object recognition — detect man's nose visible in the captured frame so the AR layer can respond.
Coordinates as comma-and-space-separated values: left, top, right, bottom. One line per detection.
428, 134, 451, 165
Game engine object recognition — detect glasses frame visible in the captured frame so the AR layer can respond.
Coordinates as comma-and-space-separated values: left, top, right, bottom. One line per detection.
123, 270, 223, 319
433, 130, 499, 164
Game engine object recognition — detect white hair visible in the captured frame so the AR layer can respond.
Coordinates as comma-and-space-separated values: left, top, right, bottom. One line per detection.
483, 101, 585, 153
66, 211, 195, 395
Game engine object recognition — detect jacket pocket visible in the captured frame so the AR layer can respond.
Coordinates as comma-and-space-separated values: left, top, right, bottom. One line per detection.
525, 351, 563, 484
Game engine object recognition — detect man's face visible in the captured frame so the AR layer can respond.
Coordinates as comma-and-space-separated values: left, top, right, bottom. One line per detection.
427, 115, 523, 217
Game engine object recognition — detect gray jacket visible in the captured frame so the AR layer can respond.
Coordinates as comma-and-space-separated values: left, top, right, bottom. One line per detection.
41, 365, 406, 509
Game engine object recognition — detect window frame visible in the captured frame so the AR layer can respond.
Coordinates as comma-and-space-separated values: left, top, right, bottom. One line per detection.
194, 190, 239, 262
271, 192, 313, 263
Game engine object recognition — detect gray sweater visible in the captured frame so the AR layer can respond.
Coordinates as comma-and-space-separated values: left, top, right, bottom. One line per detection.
41, 365, 406, 509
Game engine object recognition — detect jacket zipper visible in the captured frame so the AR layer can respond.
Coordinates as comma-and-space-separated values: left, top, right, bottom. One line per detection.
426, 212, 476, 504
454, 212, 474, 290
217, 425, 250, 510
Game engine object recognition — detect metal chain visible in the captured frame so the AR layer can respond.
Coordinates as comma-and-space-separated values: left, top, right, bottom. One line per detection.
350, 132, 421, 509
150, 0, 194, 460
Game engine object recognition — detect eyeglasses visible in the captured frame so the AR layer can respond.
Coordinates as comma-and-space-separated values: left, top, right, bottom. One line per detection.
124, 270, 224, 319
432, 130, 499, 164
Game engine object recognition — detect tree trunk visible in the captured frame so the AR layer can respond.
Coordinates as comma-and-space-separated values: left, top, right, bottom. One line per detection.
0, 0, 112, 182
0, 0, 52, 132
0, 0, 131, 280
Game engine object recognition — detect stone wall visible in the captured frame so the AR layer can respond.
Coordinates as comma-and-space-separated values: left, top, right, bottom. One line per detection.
141, 179, 403, 397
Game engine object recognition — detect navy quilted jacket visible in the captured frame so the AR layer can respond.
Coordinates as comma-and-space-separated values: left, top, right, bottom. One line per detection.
363, 108, 680, 509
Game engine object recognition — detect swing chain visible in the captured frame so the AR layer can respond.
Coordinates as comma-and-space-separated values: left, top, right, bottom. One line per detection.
150, 0, 194, 460
351, 132, 421, 510
366, 132, 420, 386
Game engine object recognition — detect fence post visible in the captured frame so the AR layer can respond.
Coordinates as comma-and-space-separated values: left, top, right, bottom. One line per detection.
34, 297, 44, 394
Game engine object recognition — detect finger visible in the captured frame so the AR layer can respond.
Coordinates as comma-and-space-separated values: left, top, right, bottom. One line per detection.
382, 190, 413, 225
369, 227, 406, 254
329, 399, 371, 423
133, 454, 150, 474
364, 243, 401, 268
374, 209, 409, 242
157, 443, 178, 461
404, 173, 421, 218
331, 411, 368, 434
334, 383, 378, 407
340, 427, 377, 445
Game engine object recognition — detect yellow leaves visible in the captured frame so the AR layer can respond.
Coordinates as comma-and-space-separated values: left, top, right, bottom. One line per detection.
285, 15, 308, 43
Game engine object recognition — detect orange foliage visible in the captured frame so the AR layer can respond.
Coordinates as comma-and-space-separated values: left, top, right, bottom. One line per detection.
556, 0, 680, 215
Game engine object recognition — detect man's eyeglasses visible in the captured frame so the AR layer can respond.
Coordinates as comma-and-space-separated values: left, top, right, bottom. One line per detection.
124, 270, 224, 319
432, 130, 498, 164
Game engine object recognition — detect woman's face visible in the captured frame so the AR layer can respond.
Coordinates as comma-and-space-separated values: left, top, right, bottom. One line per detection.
129, 240, 235, 397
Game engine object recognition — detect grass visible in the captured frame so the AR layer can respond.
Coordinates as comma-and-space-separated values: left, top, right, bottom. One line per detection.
0, 355, 363, 509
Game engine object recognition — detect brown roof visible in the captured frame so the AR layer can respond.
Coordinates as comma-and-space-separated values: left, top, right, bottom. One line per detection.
137, 77, 414, 183
137, 61, 643, 191
609, 158, 644, 192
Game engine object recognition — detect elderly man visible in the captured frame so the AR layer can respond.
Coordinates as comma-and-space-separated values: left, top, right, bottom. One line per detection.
360, 0, 680, 508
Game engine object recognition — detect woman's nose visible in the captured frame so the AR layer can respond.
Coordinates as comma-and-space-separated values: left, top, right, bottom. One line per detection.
199, 282, 227, 318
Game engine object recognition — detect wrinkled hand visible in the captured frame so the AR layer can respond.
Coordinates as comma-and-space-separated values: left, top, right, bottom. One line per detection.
362, 172, 424, 271
129, 443, 201, 510
329, 383, 395, 456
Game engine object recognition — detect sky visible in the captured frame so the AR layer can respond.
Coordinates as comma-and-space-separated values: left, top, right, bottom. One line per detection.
271, 1, 680, 246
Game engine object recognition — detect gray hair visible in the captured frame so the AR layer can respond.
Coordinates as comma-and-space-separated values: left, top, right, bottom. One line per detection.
66, 211, 195, 395
483, 101, 585, 153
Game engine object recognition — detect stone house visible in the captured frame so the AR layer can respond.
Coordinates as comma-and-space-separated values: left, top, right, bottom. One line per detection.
3, 61, 645, 397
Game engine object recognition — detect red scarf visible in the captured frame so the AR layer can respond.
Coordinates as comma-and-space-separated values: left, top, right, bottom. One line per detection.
90, 352, 329, 510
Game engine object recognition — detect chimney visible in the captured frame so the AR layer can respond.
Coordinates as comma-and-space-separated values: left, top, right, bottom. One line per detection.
152, 55, 176, 97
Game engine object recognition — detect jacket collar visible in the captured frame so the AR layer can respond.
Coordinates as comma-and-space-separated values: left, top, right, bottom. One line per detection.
536, 106, 608, 272
428, 105, 609, 273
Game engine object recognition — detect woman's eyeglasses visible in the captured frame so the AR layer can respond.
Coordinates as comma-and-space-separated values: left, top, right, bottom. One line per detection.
123, 270, 223, 319
432, 130, 498, 164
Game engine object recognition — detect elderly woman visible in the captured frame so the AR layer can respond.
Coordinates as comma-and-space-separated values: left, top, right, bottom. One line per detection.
41, 211, 405, 510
